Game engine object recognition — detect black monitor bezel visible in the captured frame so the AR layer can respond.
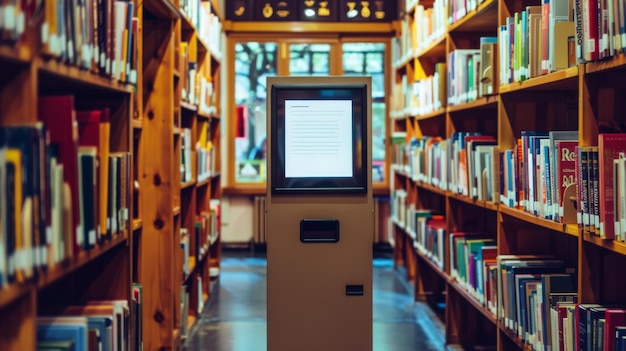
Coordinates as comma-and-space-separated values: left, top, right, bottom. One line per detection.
270, 83, 368, 194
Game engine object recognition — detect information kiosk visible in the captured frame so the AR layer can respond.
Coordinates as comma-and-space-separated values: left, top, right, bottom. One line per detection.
266, 76, 373, 351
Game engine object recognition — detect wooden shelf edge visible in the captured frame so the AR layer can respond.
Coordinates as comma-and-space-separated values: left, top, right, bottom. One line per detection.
0, 281, 33, 310
37, 234, 128, 290
0, 44, 32, 64
415, 35, 446, 60
447, 278, 498, 324
143, 0, 180, 20
499, 205, 576, 237
37, 58, 133, 94
181, 179, 196, 190
415, 248, 448, 281
131, 119, 143, 129
415, 181, 447, 197
414, 107, 446, 121
584, 53, 626, 74
447, 0, 497, 33
221, 186, 266, 195
180, 100, 198, 113
499, 66, 579, 93
197, 177, 211, 187
582, 232, 626, 255
448, 192, 499, 211
499, 323, 527, 349
446, 95, 498, 113
173, 206, 181, 216
132, 219, 143, 231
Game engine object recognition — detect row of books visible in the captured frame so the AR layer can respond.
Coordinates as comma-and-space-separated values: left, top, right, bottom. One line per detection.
573, 0, 626, 61
37, 293, 142, 351
390, 63, 447, 118
413, 1, 446, 55
41, 0, 139, 84
391, 38, 497, 116
499, 4, 574, 84
179, 42, 218, 116
395, 130, 626, 242
500, 132, 626, 241
181, 0, 223, 59
394, 209, 626, 351
0, 0, 27, 42
197, 121, 216, 181
179, 214, 217, 280
0, 96, 130, 288
447, 39, 497, 106
180, 128, 193, 183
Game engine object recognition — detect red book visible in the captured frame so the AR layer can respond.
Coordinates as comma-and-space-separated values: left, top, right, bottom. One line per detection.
556, 140, 578, 222
541, 0, 550, 74
598, 134, 626, 239
583, 0, 599, 60
38, 95, 81, 255
604, 309, 626, 351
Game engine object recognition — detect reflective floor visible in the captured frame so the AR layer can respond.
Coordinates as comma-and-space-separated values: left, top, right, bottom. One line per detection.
184, 249, 446, 351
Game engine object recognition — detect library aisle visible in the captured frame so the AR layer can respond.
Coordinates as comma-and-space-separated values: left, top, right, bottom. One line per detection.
184, 250, 446, 350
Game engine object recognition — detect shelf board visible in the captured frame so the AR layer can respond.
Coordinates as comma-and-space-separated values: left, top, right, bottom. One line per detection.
181, 179, 196, 190
0, 281, 32, 310
132, 219, 143, 231
447, 0, 498, 33
499, 323, 527, 350
37, 234, 128, 290
585, 53, 626, 74
446, 95, 498, 114
414, 107, 446, 121
448, 193, 499, 211
392, 164, 410, 177
415, 181, 447, 197
173, 127, 183, 135
582, 232, 626, 255
37, 58, 133, 94
224, 21, 394, 34
447, 278, 497, 325
415, 35, 446, 62
499, 66, 579, 94
499, 205, 577, 237
198, 107, 218, 119
415, 249, 448, 281
221, 186, 266, 195
131, 118, 143, 129
180, 100, 197, 113
0, 44, 31, 65
197, 177, 211, 187
173, 206, 181, 216
143, 0, 180, 20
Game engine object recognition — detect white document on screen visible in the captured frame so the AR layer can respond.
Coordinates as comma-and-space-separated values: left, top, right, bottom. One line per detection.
284, 99, 353, 178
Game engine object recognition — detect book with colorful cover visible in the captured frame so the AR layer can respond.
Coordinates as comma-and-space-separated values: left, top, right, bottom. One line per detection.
598, 134, 626, 239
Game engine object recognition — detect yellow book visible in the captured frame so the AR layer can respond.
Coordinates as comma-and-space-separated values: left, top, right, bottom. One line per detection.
5, 149, 23, 282
100, 110, 110, 239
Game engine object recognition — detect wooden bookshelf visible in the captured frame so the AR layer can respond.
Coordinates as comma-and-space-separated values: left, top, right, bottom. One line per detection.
136, 0, 223, 348
0, 7, 136, 348
390, 0, 626, 348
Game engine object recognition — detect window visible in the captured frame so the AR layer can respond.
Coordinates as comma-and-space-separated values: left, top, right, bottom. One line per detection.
228, 38, 389, 189
234, 42, 277, 183
342, 43, 386, 183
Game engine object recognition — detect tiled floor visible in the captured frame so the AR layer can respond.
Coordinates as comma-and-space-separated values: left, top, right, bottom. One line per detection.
184, 249, 446, 350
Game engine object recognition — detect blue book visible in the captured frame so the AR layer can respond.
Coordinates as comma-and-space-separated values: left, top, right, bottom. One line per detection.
37, 318, 88, 351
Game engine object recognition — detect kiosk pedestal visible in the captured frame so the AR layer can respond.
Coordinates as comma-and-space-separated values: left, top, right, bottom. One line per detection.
266, 76, 373, 351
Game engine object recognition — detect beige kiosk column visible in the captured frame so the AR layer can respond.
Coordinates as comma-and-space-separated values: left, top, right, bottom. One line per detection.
266, 76, 373, 351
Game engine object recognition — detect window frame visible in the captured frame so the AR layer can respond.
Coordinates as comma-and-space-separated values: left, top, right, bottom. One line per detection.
223, 33, 392, 195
